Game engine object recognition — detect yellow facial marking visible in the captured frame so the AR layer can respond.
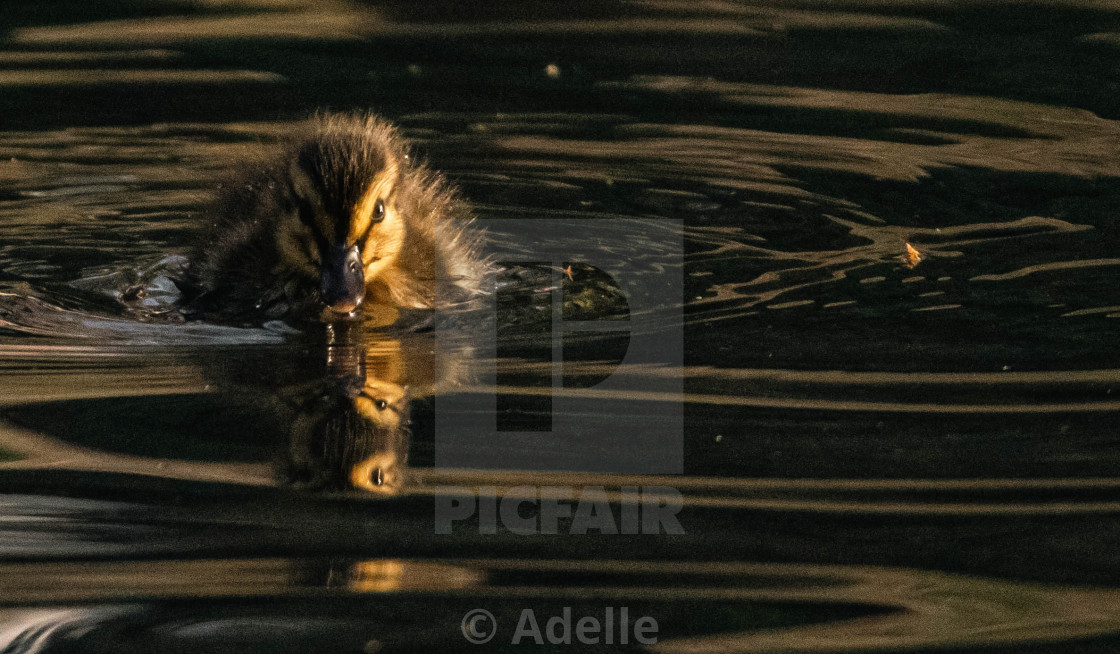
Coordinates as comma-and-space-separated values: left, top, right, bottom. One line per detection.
346, 163, 405, 284
348, 451, 402, 495
353, 378, 406, 429
349, 162, 398, 243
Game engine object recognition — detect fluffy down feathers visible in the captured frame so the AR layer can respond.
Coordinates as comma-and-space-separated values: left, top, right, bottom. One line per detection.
182, 113, 486, 323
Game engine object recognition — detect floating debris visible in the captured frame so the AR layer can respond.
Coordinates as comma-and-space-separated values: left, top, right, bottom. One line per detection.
904, 242, 922, 268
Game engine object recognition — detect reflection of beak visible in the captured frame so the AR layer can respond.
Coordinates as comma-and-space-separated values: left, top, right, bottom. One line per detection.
320, 244, 365, 314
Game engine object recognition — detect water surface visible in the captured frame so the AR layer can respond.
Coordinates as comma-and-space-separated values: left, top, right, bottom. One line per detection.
3, 0, 1120, 651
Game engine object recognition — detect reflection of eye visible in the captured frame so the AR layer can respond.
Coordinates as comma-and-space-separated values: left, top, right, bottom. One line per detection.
373, 199, 385, 223
374, 399, 388, 411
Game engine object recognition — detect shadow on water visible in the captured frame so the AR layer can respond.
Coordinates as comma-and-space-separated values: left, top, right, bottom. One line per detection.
0, 1, 227, 33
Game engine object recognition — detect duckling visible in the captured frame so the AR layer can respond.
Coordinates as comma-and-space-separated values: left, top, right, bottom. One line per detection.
182, 112, 485, 323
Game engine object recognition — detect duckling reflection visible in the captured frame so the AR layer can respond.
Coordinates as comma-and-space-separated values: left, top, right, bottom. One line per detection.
278, 324, 420, 494
281, 382, 408, 494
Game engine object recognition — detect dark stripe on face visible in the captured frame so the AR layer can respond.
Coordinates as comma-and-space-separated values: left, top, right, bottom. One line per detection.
294, 163, 357, 246
294, 133, 393, 247
332, 210, 350, 245
294, 196, 329, 250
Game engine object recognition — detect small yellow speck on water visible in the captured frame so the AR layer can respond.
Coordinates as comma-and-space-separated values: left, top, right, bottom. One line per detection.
904, 242, 922, 268
715, 434, 723, 442
545, 63, 561, 78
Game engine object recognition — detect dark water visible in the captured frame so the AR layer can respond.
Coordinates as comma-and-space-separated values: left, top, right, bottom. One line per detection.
3, 1, 1120, 651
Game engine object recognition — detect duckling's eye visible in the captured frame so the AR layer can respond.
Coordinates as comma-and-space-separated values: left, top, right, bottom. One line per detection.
374, 399, 388, 411
373, 199, 385, 223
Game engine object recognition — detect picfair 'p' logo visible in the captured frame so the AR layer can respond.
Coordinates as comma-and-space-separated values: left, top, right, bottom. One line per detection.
435, 218, 683, 474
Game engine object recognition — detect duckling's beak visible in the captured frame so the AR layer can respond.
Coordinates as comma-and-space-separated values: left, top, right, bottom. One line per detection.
320, 244, 365, 314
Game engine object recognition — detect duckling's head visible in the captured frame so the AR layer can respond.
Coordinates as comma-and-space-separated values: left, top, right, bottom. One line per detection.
276, 115, 409, 315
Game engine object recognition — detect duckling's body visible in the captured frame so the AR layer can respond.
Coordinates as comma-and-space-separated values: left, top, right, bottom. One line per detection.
183, 113, 484, 323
